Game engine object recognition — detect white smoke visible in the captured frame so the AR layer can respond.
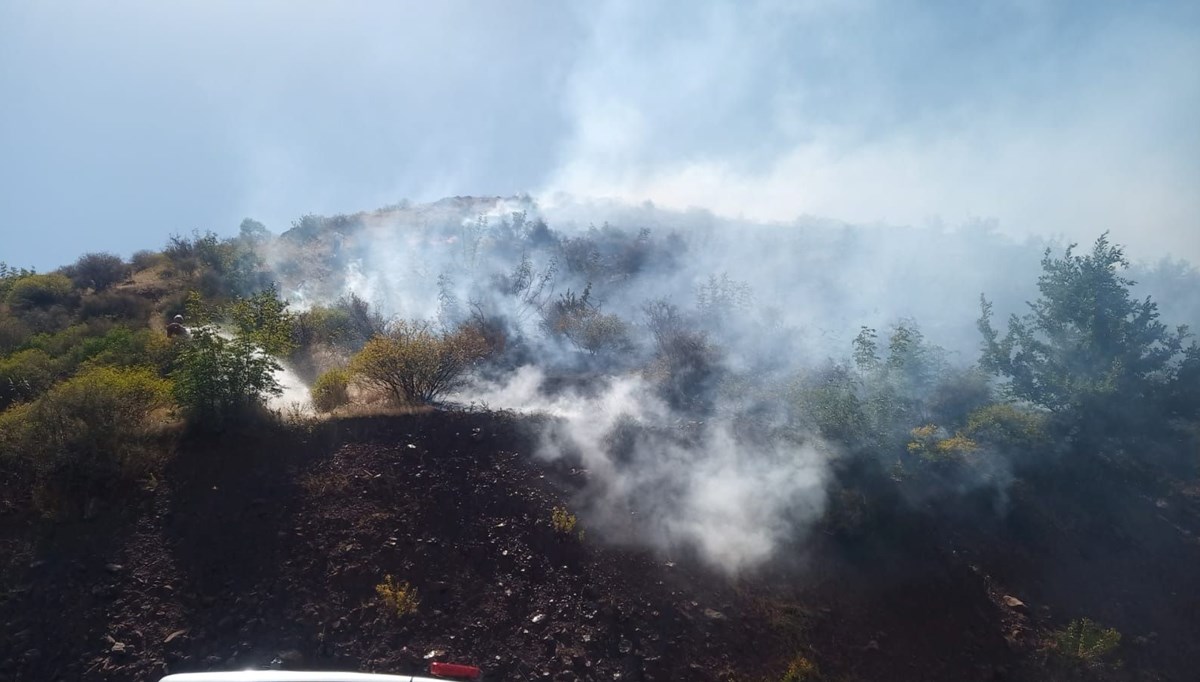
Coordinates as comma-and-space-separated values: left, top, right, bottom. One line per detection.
459, 366, 829, 573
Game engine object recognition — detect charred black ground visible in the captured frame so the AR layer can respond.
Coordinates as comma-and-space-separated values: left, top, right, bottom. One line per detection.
2, 410, 1198, 682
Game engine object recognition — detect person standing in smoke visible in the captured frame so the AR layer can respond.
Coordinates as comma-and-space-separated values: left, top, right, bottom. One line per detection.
166, 313, 189, 339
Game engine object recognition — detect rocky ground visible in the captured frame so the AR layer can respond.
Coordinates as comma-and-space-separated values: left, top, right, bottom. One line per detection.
1, 411, 1196, 681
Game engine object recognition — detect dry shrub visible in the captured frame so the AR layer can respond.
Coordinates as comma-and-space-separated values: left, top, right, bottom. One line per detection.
349, 320, 490, 405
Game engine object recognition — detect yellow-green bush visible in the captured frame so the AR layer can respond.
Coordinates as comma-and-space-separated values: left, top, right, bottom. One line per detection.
0, 348, 58, 410
5, 273, 75, 310
375, 575, 420, 617
907, 424, 979, 464
350, 321, 490, 404
964, 403, 1046, 450
779, 654, 820, 682
0, 365, 172, 512
311, 367, 351, 412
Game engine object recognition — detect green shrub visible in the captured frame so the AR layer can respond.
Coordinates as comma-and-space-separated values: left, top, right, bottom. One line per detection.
375, 575, 420, 617
0, 349, 58, 410
130, 249, 168, 272
5, 273, 75, 310
172, 326, 282, 427
63, 252, 130, 292
0, 317, 32, 353
79, 289, 152, 323
964, 403, 1047, 451
0, 366, 171, 512
349, 321, 489, 404
1051, 618, 1120, 668
310, 368, 351, 412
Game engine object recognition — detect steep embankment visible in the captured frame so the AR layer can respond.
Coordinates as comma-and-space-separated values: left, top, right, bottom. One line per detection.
6, 410, 1190, 681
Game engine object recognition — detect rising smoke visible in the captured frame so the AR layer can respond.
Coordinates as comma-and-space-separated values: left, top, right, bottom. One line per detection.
258, 195, 1200, 573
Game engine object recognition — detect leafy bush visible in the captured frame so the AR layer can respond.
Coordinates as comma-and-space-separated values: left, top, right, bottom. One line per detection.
963, 403, 1047, 452
906, 424, 979, 464
1051, 618, 1120, 668
130, 249, 167, 272
350, 321, 490, 404
5, 273, 75, 310
310, 368, 350, 412
551, 506, 583, 538
375, 575, 420, 617
0, 316, 32, 353
79, 289, 152, 323
172, 326, 282, 426
229, 284, 296, 356
0, 366, 171, 512
0, 348, 58, 410
63, 252, 130, 292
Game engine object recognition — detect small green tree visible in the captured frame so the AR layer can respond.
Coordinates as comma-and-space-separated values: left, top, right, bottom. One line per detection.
172, 327, 282, 426
229, 284, 296, 356
979, 234, 1188, 414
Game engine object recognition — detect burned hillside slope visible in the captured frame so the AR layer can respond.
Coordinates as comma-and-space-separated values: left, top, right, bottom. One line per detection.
1, 410, 1194, 681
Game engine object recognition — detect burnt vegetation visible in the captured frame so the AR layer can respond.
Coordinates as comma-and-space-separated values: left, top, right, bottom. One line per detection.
1, 197, 1199, 681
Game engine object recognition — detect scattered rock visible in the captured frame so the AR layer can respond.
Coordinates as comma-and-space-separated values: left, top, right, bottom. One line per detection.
531, 613, 547, 624
1002, 595, 1028, 612
105, 563, 123, 573
702, 608, 726, 620
164, 629, 188, 644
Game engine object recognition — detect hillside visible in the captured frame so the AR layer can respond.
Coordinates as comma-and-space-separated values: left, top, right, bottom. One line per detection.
1, 198, 1199, 681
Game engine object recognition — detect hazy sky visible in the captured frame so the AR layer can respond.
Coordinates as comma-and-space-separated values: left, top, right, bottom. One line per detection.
2, 0, 1197, 270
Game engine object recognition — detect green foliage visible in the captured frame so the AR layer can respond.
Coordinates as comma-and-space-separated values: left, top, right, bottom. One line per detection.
310, 367, 351, 413
349, 321, 490, 404
963, 403, 1047, 451
551, 506, 583, 539
375, 575, 420, 617
0, 366, 171, 511
0, 262, 37, 301
229, 284, 296, 356
78, 326, 177, 374
906, 424, 979, 464
1051, 618, 1121, 667
979, 234, 1187, 414
5, 273, 75, 310
172, 326, 282, 426
293, 294, 384, 352
778, 655, 821, 682
79, 289, 152, 323
62, 252, 130, 292
0, 348, 57, 410
238, 218, 270, 242
130, 249, 167, 272
0, 316, 33, 353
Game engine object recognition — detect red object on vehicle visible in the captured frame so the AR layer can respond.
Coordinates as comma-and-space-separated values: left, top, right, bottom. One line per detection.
429, 662, 482, 680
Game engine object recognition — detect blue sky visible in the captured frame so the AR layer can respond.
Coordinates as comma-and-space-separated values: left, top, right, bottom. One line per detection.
2, 0, 1197, 270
